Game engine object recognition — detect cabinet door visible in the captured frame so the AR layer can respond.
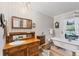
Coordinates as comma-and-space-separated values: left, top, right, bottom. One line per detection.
16, 49, 25, 56
6, 47, 18, 56
24, 48, 27, 56
29, 46, 39, 56
27, 42, 40, 56
16, 45, 27, 56
37, 36, 45, 45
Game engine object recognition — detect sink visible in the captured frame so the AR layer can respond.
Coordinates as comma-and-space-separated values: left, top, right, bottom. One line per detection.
9, 41, 25, 46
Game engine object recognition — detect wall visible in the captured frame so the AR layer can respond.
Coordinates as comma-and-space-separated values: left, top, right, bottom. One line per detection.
32, 11, 53, 41
54, 10, 79, 39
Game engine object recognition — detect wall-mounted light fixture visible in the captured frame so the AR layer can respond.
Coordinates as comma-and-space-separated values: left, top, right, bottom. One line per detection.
32, 23, 36, 28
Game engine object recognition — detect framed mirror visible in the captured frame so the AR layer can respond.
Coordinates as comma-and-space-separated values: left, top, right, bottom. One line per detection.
12, 16, 32, 29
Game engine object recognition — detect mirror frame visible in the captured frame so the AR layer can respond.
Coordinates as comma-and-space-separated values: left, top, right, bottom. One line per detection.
12, 16, 32, 29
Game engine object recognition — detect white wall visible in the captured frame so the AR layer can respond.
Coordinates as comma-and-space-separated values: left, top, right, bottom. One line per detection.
32, 11, 53, 41
54, 10, 78, 39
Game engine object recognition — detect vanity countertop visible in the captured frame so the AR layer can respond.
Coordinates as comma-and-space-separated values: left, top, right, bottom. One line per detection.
4, 38, 40, 49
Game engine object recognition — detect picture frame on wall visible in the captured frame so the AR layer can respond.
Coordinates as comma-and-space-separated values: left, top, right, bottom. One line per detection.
55, 21, 59, 28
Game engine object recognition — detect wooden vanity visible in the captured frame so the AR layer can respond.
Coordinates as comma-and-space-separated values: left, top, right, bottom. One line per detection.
3, 32, 40, 56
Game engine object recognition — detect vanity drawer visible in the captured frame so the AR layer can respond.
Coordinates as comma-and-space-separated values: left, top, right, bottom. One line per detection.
17, 44, 27, 50
28, 42, 40, 47
8, 47, 19, 53
3, 47, 19, 56
4, 45, 27, 56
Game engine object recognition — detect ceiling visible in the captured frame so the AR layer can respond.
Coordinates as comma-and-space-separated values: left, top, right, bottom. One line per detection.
31, 2, 79, 17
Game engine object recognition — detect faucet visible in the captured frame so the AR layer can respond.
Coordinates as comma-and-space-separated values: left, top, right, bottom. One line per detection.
12, 36, 23, 42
